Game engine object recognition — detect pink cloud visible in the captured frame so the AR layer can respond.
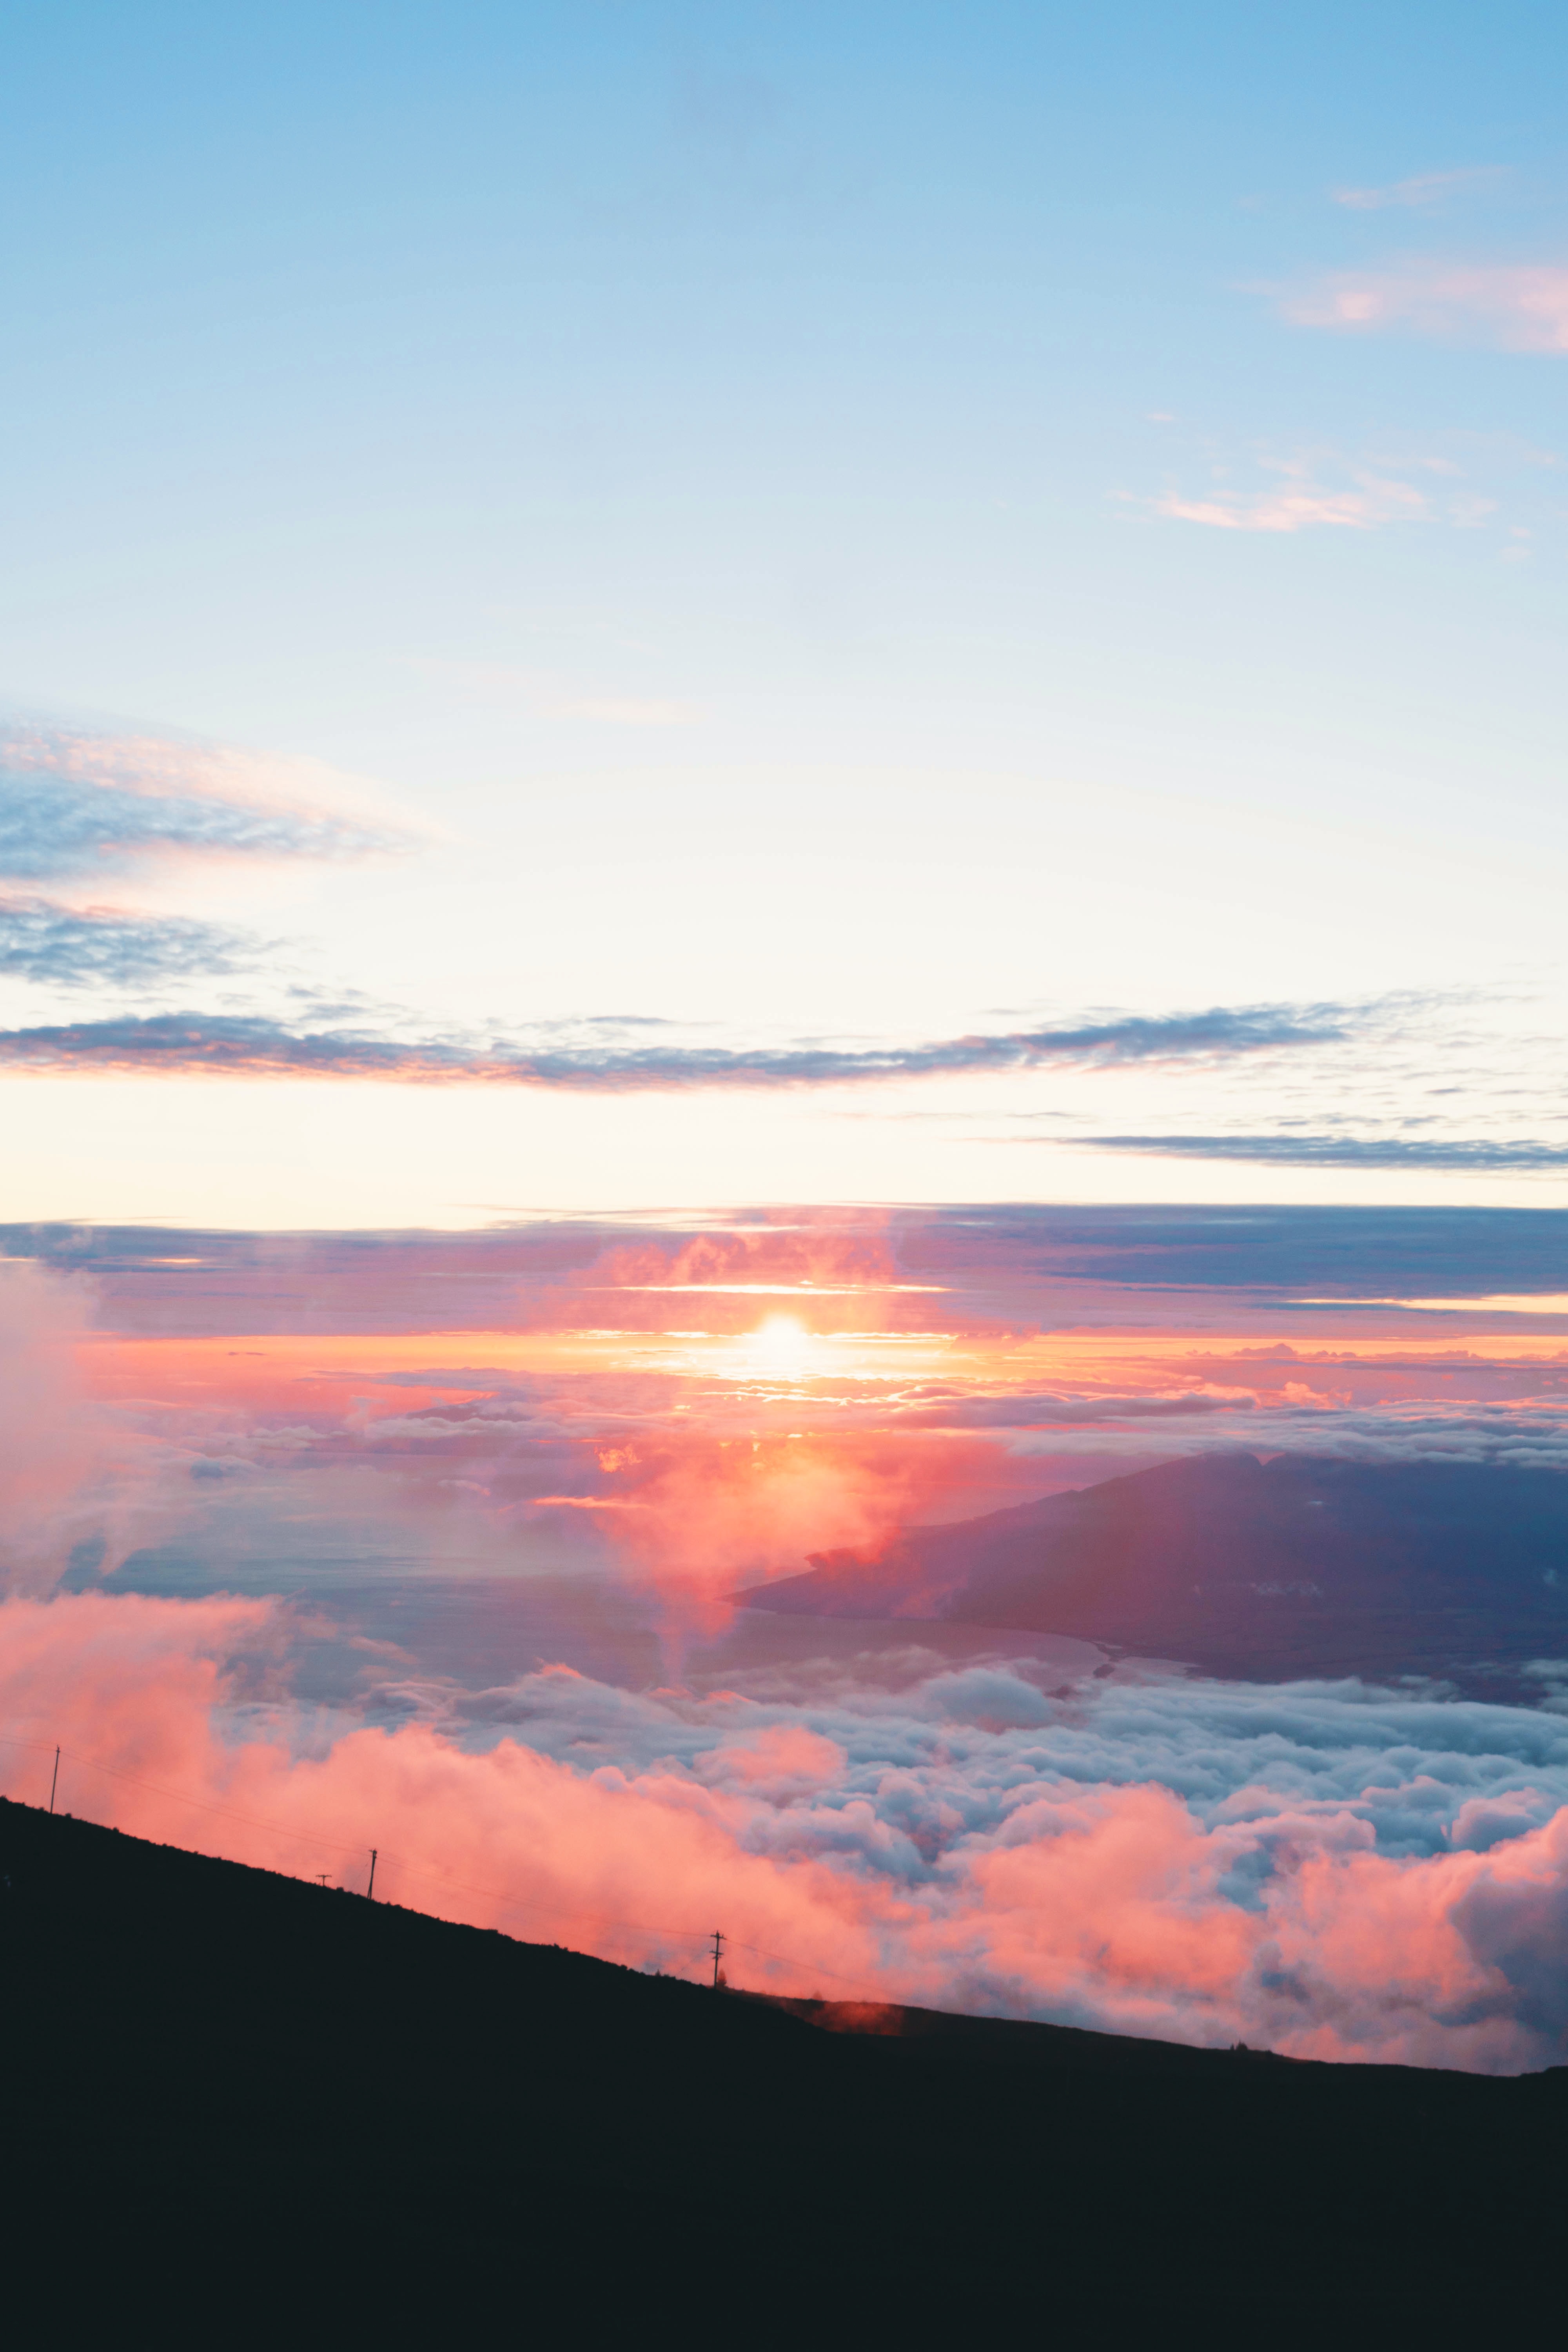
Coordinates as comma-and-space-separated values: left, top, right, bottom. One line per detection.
5, 1591, 1566, 2072
1276, 263, 1568, 352
692, 1723, 848, 1795
589, 1428, 951, 1655
1156, 475, 1429, 534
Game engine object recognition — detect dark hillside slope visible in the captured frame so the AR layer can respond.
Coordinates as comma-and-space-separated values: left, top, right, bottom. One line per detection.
750, 1452, 1568, 1688
1, 1804, 1564, 2338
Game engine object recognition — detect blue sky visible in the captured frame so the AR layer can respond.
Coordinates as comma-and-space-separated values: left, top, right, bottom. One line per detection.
8, 11, 1568, 2066
2, 2, 1565, 1222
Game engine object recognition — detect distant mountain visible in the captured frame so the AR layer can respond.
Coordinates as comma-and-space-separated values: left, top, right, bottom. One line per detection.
746, 1451, 1568, 1688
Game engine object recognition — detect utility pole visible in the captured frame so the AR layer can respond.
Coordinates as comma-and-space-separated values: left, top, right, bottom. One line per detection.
367, 1848, 377, 1901
49, 1747, 59, 1815
710, 1929, 725, 1990
316, 1873, 330, 1888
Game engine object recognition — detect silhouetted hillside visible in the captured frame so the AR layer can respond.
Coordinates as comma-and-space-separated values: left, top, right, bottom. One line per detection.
0, 1800, 1563, 2338
749, 1452, 1568, 1690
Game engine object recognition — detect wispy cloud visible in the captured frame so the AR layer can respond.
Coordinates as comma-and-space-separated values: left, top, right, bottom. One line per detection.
0, 724, 409, 880
1331, 167, 1504, 212
1147, 429, 1552, 540
1275, 263, 1568, 352
1156, 465, 1430, 534
0, 1000, 1354, 1089
0, 900, 259, 989
1081, 1134, 1568, 1170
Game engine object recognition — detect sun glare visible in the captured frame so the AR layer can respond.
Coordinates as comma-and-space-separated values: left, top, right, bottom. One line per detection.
743, 1314, 816, 1380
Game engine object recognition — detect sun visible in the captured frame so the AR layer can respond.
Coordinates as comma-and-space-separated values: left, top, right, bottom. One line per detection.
680, 1311, 954, 1390
743, 1314, 816, 1380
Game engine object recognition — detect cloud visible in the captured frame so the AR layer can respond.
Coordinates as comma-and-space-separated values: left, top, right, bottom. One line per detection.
0, 898, 258, 989
0, 723, 407, 880
581, 1428, 949, 1658
891, 1202, 1568, 1303
1148, 432, 1547, 537
1156, 471, 1429, 534
0, 1261, 149, 1593
894, 1391, 1250, 1431
1079, 1134, 1568, 1170
10, 1202, 1568, 1340
1275, 264, 1568, 353
0, 999, 1354, 1088
8, 1590, 1568, 2069
1331, 168, 1504, 212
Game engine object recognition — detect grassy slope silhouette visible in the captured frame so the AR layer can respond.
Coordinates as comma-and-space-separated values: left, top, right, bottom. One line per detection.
2, 1800, 1563, 2336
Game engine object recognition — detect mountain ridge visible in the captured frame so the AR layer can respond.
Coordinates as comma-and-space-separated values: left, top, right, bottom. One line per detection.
744, 1450, 1568, 1690
3, 1793, 1564, 2333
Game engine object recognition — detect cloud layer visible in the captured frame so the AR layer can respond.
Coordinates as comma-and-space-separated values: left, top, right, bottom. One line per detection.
0, 1000, 1355, 1087
5, 1590, 1568, 2072
14, 1201, 1567, 1324
1085, 1133, 1568, 1170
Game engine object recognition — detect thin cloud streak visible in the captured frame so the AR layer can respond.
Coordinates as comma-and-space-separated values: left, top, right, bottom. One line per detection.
0, 1002, 1355, 1089
1079, 1135, 1568, 1170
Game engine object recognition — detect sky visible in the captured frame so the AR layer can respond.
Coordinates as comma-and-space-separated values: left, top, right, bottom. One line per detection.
2, 0, 1567, 1221
4, 5, 1568, 2071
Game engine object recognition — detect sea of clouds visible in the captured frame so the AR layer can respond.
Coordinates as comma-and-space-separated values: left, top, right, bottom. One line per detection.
5, 1587, 1568, 2074
6, 1230, 1568, 2077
